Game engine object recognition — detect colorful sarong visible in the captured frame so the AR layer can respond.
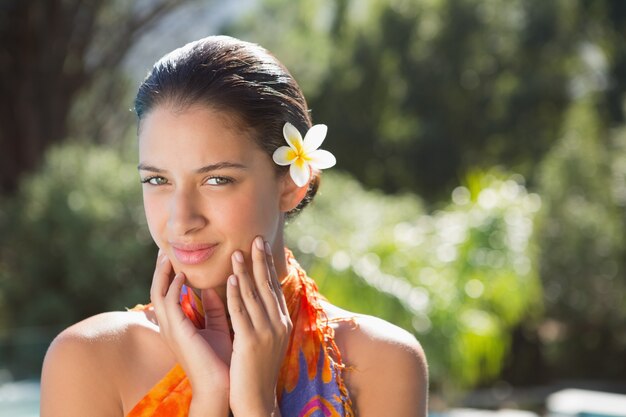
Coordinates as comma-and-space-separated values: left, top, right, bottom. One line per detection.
126, 249, 353, 417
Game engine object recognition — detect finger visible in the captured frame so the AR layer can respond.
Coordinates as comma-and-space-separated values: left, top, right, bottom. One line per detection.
251, 236, 282, 321
163, 272, 187, 324
226, 274, 253, 335
265, 241, 288, 316
164, 272, 184, 302
231, 250, 270, 328
150, 254, 175, 328
202, 288, 229, 334
150, 253, 173, 300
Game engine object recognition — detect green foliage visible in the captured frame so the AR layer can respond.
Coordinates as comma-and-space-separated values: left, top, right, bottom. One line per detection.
537, 97, 626, 378
230, 0, 581, 201
286, 170, 542, 389
0, 141, 155, 376
539, 98, 624, 322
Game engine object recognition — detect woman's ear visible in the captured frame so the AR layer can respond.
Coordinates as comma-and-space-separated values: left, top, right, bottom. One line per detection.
279, 170, 310, 212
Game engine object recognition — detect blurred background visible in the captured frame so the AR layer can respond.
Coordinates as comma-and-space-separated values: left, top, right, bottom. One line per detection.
1, 0, 626, 415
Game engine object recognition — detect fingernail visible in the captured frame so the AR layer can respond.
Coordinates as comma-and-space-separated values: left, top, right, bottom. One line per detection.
233, 251, 244, 263
160, 254, 169, 264
228, 274, 238, 286
264, 241, 272, 253
255, 236, 264, 251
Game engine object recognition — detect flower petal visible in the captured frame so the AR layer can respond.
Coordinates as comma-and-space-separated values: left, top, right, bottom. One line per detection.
272, 146, 297, 166
308, 149, 336, 170
283, 122, 303, 152
289, 161, 310, 187
303, 124, 328, 153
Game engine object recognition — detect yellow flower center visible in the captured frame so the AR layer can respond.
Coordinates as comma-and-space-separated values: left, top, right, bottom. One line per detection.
287, 141, 311, 167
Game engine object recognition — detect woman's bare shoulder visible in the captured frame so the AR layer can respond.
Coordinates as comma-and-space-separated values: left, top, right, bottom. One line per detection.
45, 309, 158, 364
323, 301, 425, 357
322, 301, 429, 416
57, 309, 156, 341
41, 310, 158, 417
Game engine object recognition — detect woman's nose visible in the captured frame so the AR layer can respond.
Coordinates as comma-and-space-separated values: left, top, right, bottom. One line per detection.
167, 189, 208, 236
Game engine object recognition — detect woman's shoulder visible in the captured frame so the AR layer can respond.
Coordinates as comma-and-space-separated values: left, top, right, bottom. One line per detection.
42, 308, 162, 384
47, 309, 158, 355
322, 301, 429, 416
323, 301, 426, 361
40, 309, 160, 416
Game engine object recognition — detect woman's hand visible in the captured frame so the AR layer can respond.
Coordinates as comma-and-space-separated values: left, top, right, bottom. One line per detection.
227, 236, 292, 417
149, 250, 232, 415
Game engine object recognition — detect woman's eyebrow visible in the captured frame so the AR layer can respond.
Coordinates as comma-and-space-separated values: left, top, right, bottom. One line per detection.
195, 161, 248, 173
137, 162, 248, 173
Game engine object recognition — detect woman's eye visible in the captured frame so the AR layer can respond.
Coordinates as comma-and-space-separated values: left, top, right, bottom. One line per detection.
141, 176, 168, 185
206, 176, 231, 186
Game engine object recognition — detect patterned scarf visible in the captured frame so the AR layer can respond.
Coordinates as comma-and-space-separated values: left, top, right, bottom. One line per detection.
127, 249, 354, 417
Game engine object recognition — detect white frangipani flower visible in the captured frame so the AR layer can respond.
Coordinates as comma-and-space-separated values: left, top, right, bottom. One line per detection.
272, 122, 336, 187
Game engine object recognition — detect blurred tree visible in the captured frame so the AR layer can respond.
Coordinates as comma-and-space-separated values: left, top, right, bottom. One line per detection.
0, 0, 186, 195
537, 97, 626, 380
230, 0, 581, 201
0, 140, 155, 378
578, 0, 626, 125
287, 169, 542, 393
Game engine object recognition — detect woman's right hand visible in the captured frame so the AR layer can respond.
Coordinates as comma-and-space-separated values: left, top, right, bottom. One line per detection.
150, 250, 232, 414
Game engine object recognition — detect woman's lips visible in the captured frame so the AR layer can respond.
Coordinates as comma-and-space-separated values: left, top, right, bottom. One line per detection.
171, 244, 218, 265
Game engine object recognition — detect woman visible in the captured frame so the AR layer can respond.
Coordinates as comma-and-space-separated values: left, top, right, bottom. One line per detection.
41, 36, 428, 417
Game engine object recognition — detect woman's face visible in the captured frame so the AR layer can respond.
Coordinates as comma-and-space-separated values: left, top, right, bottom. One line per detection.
138, 104, 291, 289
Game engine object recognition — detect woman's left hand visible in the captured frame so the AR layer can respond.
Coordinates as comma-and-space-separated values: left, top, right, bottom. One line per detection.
226, 236, 292, 417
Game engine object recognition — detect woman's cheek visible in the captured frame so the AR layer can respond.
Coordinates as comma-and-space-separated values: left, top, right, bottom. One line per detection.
249, 190, 282, 243
143, 192, 167, 249
223, 197, 260, 243
225, 191, 276, 245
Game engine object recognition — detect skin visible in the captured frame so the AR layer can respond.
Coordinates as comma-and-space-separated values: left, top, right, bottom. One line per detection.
40, 105, 428, 416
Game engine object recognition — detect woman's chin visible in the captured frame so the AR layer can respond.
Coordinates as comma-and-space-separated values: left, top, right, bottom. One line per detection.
180, 270, 229, 290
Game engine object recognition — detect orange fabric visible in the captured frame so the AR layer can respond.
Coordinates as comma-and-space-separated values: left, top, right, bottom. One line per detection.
126, 365, 191, 416
126, 249, 353, 417
279, 256, 338, 394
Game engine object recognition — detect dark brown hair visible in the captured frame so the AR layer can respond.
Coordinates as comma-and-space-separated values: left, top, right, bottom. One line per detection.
134, 36, 319, 216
